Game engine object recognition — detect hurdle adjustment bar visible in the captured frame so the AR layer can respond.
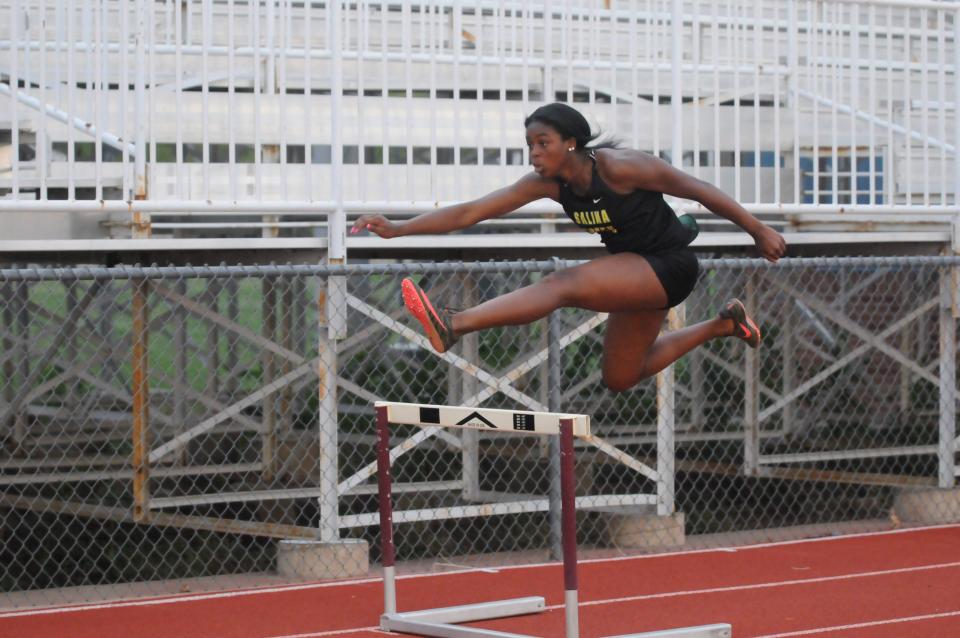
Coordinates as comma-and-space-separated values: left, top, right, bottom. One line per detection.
608, 625, 732, 638
381, 597, 546, 638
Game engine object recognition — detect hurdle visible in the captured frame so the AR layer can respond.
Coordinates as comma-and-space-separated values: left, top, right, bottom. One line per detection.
375, 401, 732, 638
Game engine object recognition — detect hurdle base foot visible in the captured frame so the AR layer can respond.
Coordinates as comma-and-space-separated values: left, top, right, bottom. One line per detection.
607, 623, 732, 638
275, 539, 369, 580
381, 596, 545, 637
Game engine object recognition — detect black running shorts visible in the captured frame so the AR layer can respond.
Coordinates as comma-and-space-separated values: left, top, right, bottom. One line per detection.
641, 247, 700, 309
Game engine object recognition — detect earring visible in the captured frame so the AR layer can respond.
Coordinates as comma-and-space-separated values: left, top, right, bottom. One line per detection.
568, 147, 575, 152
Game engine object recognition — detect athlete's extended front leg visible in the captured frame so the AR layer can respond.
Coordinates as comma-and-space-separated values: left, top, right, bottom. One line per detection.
451, 253, 671, 336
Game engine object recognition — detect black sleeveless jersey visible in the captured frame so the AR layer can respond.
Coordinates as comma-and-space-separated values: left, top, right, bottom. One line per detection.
556, 154, 692, 254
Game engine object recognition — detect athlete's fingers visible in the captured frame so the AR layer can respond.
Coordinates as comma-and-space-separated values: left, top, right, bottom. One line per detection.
350, 214, 387, 235
755, 228, 786, 262
356, 215, 398, 239
349, 215, 371, 235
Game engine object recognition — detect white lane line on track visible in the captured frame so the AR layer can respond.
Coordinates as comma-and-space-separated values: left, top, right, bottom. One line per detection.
264, 560, 960, 638
544, 560, 960, 610
753, 609, 960, 637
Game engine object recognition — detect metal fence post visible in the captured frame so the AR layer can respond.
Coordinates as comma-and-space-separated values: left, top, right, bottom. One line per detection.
319, 0, 346, 544
657, 307, 680, 516
938, 266, 956, 488
132, 277, 151, 522
318, 276, 340, 542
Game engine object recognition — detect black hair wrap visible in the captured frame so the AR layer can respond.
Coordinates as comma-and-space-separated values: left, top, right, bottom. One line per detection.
524, 102, 595, 149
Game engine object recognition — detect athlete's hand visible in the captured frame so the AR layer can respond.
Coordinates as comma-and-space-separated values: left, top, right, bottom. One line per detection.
350, 214, 403, 239
752, 224, 786, 262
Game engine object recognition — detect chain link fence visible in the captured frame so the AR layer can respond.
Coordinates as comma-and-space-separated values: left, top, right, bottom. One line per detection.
1, 256, 958, 607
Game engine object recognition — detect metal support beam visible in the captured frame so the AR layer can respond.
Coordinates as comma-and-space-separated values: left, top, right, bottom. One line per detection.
173, 279, 189, 466
131, 278, 151, 522
262, 276, 278, 481
940, 264, 957, 487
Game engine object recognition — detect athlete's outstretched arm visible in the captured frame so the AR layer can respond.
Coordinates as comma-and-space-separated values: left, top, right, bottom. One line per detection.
351, 173, 557, 239
608, 151, 787, 262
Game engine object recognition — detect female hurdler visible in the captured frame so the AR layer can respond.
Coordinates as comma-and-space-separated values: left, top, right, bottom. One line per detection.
351, 103, 786, 392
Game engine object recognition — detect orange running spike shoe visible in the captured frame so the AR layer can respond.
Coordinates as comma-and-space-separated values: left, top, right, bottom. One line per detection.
719, 298, 761, 348
401, 278, 459, 353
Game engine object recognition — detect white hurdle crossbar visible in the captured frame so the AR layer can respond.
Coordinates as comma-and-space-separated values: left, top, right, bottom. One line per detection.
375, 401, 732, 638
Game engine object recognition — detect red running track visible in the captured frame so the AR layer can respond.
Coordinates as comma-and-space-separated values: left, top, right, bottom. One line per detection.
3, 525, 960, 638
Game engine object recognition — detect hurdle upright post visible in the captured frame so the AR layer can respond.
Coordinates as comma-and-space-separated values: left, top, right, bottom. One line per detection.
376, 404, 397, 615
559, 418, 580, 638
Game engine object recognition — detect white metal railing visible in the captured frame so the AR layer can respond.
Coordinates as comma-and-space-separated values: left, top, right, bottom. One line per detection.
1, 0, 958, 241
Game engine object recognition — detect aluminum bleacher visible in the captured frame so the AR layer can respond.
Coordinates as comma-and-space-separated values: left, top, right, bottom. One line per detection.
0, 0, 957, 260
